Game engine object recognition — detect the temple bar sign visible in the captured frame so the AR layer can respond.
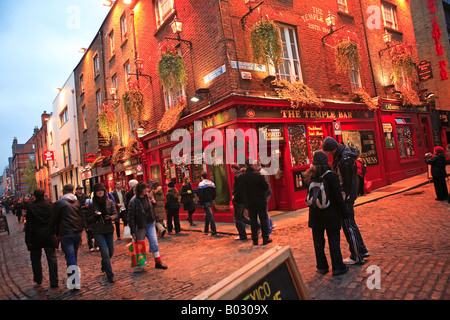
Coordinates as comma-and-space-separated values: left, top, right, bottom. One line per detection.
193, 246, 309, 300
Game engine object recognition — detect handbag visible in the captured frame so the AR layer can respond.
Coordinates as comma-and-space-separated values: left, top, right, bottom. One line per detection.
126, 240, 148, 268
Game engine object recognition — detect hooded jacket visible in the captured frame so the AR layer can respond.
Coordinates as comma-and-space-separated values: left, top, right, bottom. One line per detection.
51, 193, 83, 236
425, 151, 447, 178
198, 179, 216, 205
332, 144, 358, 202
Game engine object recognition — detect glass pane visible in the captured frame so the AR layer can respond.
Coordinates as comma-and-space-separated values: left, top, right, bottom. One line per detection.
396, 127, 407, 158
403, 126, 415, 156
287, 125, 309, 167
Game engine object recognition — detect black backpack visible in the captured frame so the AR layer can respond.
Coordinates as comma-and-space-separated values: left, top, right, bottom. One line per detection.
305, 170, 332, 209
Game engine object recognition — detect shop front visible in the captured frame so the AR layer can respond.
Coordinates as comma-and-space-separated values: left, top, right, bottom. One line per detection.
378, 99, 433, 183
138, 96, 385, 223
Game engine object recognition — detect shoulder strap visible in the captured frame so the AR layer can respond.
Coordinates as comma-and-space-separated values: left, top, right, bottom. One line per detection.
320, 170, 332, 179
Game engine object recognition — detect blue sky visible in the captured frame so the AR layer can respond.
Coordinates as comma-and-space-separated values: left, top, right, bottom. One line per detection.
0, 0, 110, 171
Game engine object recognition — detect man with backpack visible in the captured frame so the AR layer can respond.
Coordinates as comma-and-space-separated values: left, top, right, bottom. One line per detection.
198, 172, 218, 236
322, 137, 369, 265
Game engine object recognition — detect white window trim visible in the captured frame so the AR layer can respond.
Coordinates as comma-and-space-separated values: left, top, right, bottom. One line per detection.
154, 0, 175, 28
337, 0, 348, 13
381, 2, 398, 30
272, 24, 303, 83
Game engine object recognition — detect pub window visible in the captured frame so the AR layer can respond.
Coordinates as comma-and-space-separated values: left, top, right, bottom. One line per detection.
93, 53, 100, 77
82, 106, 87, 130
112, 74, 119, 100
79, 74, 84, 94
62, 139, 71, 167
382, 2, 398, 30
96, 90, 102, 112
120, 13, 128, 42
59, 106, 69, 127
164, 86, 186, 110
350, 68, 362, 90
277, 24, 303, 83
109, 30, 115, 57
287, 125, 309, 167
150, 165, 161, 184
124, 60, 131, 86
395, 118, 415, 158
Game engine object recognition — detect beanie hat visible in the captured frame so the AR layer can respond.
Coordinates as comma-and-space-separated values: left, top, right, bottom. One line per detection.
322, 137, 339, 152
129, 179, 138, 188
312, 151, 329, 165
93, 183, 106, 193
434, 146, 445, 154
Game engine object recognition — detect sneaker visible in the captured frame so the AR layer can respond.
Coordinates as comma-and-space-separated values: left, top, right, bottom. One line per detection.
89, 248, 95, 252
235, 236, 247, 240
155, 261, 168, 270
361, 252, 370, 258
343, 257, 364, 265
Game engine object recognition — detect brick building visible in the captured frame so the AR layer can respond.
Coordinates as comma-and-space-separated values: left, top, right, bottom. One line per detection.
68, 0, 435, 222
410, 0, 450, 148
11, 134, 36, 199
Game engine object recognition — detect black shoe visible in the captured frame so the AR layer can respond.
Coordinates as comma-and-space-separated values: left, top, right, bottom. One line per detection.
332, 266, 349, 275
252, 240, 258, 245
262, 238, 273, 245
155, 261, 168, 270
108, 277, 115, 283
317, 268, 329, 274
160, 230, 166, 238
50, 283, 59, 288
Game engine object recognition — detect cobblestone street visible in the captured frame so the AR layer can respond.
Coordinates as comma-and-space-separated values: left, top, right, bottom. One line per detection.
0, 181, 449, 302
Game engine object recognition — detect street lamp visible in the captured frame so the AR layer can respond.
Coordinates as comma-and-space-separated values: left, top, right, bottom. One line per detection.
164, 17, 193, 49
382, 32, 392, 46
325, 11, 336, 31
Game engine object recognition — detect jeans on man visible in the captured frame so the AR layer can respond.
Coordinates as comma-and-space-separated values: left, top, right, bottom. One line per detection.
30, 247, 58, 286
203, 202, 217, 235
136, 221, 159, 253
60, 233, 81, 267
94, 232, 115, 279
233, 201, 247, 239
248, 202, 269, 243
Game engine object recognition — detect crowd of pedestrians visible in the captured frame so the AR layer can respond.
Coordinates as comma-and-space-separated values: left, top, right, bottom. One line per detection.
3, 136, 448, 289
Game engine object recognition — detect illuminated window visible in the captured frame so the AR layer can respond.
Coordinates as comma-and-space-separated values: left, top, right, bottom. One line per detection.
109, 30, 115, 57
337, 0, 348, 13
154, 0, 174, 28
382, 2, 398, 30
120, 13, 128, 41
82, 106, 87, 130
395, 118, 415, 158
350, 68, 362, 90
277, 25, 303, 83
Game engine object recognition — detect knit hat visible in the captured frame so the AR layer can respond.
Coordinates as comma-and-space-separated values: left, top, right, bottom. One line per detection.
312, 151, 329, 165
129, 179, 138, 188
434, 146, 445, 154
93, 183, 106, 193
322, 137, 339, 152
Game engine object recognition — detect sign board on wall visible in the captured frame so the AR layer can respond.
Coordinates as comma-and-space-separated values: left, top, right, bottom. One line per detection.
193, 246, 309, 300
44, 151, 54, 161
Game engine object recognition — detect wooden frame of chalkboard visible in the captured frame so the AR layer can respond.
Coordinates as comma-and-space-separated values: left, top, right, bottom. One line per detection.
193, 246, 309, 300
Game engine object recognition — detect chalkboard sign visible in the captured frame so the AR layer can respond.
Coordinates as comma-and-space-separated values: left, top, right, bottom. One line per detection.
0, 215, 10, 235
193, 246, 309, 300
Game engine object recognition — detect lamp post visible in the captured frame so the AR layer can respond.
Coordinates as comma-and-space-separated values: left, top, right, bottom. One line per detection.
322, 11, 345, 45
164, 18, 193, 49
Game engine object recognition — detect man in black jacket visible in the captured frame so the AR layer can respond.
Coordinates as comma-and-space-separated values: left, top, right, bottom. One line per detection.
322, 137, 369, 264
25, 188, 59, 287
240, 159, 272, 246
51, 184, 83, 289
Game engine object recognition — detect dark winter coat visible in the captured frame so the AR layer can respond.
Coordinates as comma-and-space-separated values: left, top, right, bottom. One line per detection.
232, 171, 246, 204
25, 199, 57, 250
307, 170, 348, 230
151, 187, 166, 220
86, 198, 118, 235
425, 153, 447, 178
165, 189, 180, 210
240, 167, 269, 206
51, 194, 83, 236
180, 183, 195, 211
198, 179, 216, 205
332, 144, 359, 202
128, 195, 156, 235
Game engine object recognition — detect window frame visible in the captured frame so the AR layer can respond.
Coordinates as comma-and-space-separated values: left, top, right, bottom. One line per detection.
93, 53, 100, 77
62, 139, 72, 168
109, 30, 115, 57
59, 106, 69, 127
337, 0, 349, 13
381, 2, 398, 30
276, 24, 303, 83
120, 13, 128, 42
96, 90, 102, 112
154, 0, 175, 28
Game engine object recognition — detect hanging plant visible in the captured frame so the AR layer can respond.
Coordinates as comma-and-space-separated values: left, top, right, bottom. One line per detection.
122, 82, 144, 120
250, 19, 283, 68
111, 145, 125, 165
124, 139, 140, 159
98, 104, 118, 144
335, 39, 360, 73
351, 88, 379, 111
272, 80, 324, 108
158, 51, 187, 89
399, 88, 421, 107
157, 104, 186, 134
390, 43, 416, 85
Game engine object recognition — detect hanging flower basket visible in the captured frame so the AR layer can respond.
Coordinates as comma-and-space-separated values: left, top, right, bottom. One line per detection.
335, 39, 360, 73
390, 43, 416, 85
250, 19, 283, 68
272, 80, 324, 108
122, 83, 144, 120
158, 51, 187, 89
157, 104, 186, 134
124, 139, 140, 159
98, 104, 118, 144
399, 88, 421, 107
351, 88, 379, 111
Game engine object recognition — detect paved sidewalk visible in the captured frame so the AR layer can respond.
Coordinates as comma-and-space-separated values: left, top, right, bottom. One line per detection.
0, 173, 448, 303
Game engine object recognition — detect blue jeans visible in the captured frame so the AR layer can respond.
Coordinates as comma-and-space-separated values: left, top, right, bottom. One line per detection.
60, 233, 81, 268
203, 202, 216, 235
136, 221, 159, 253
94, 232, 115, 279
